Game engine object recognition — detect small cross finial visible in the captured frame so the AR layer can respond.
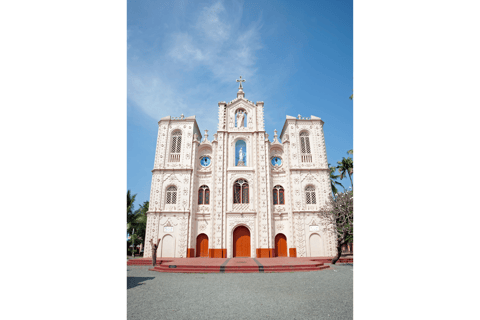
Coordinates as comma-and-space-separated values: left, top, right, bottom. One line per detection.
204, 129, 209, 142
236, 76, 246, 89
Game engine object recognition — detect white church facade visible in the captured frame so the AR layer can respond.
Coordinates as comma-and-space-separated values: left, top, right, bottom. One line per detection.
143, 79, 337, 258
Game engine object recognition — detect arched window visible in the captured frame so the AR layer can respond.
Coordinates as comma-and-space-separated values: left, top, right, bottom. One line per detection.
234, 179, 249, 204
300, 131, 312, 162
170, 130, 182, 162
166, 186, 177, 204
273, 185, 285, 205
305, 185, 316, 204
198, 185, 210, 205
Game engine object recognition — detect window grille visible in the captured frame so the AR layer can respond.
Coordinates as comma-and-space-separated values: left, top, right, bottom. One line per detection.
273, 185, 285, 205
198, 185, 209, 205
233, 179, 249, 204
166, 186, 177, 204
300, 131, 312, 162
170, 131, 182, 162
305, 186, 316, 204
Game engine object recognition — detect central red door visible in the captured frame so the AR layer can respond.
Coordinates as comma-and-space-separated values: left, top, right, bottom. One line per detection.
275, 233, 287, 257
196, 234, 209, 257
233, 226, 250, 257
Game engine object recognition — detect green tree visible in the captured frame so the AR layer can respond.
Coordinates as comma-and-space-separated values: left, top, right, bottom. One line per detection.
133, 201, 149, 250
127, 190, 136, 215
127, 190, 137, 257
127, 200, 149, 257
337, 151, 353, 189
329, 164, 345, 197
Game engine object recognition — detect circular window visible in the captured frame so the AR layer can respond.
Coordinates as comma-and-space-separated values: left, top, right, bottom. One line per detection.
271, 157, 282, 166
200, 156, 211, 167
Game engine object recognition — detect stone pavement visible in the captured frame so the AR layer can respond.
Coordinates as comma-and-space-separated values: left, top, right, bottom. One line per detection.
127, 263, 353, 320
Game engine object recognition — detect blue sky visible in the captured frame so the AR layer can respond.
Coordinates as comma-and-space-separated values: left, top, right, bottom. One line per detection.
127, 0, 353, 209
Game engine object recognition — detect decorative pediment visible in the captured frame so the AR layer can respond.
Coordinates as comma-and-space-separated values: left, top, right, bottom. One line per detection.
306, 217, 319, 226
301, 172, 320, 183
161, 218, 178, 227
164, 173, 180, 183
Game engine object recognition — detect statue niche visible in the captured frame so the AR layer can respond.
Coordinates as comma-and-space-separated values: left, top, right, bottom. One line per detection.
235, 140, 247, 166
235, 109, 247, 128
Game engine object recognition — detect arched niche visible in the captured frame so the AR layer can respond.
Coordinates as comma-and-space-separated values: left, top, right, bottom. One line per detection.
161, 234, 175, 258
309, 233, 325, 257
234, 108, 247, 128
235, 140, 247, 166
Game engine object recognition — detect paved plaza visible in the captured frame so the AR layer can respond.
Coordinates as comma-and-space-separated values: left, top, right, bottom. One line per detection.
127, 264, 353, 320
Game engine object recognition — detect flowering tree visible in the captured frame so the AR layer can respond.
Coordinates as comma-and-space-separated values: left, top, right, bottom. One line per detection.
320, 190, 353, 264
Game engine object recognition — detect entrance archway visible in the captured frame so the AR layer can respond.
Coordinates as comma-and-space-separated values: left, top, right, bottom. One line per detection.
233, 226, 250, 257
196, 234, 209, 257
275, 233, 287, 257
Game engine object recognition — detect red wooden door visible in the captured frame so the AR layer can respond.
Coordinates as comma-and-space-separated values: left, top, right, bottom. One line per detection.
275, 233, 287, 257
196, 234, 209, 257
233, 226, 250, 257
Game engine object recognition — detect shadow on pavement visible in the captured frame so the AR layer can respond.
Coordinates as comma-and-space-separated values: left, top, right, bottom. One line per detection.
127, 277, 155, 289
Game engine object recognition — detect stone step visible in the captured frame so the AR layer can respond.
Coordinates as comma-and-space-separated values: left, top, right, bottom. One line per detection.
149, 264, 329, 273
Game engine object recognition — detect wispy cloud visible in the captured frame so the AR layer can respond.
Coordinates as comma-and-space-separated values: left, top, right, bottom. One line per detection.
197, 1, 231, 42
168, 33, 205, 64
128, 0, 265, 134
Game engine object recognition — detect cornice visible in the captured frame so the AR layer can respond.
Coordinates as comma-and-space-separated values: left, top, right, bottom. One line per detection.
227, 167, 255, 172
147, 210, 190, 215
152, 168, 194, 173
288, 168, 329, 172
226, 211, 256, 215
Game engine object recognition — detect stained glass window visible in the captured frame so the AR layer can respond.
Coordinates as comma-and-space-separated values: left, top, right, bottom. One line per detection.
198, 185, 209, 205
233, 179, 249, 204
200, 156, 210, 167
271, 157, 282, 166
273, 185, 285, 205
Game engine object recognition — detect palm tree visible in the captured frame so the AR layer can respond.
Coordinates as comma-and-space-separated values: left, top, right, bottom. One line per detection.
329, 164, 345, 197
337, 151, 353, 189
127, 190, 136, 215
133, 201, 149, 253
127, 190, 137, 257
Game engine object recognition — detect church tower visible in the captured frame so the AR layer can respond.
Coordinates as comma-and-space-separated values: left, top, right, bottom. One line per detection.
144, 78, 337, 259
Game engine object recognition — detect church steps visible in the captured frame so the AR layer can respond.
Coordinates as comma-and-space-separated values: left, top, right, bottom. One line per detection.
128, 257, 353, 267
129, 256, 351, 274
147, 262, 330, 273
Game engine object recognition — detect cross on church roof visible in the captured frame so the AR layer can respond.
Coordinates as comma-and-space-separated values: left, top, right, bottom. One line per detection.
236, 76, 246, 89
